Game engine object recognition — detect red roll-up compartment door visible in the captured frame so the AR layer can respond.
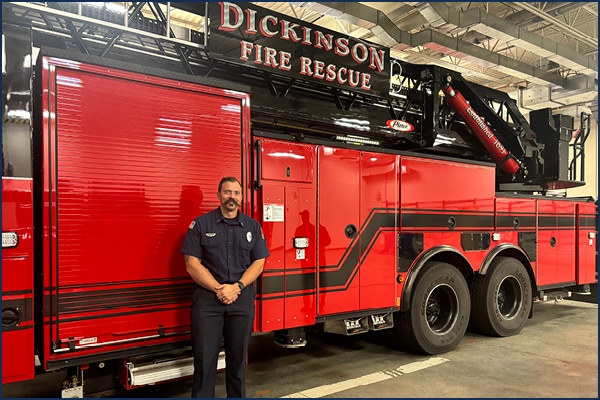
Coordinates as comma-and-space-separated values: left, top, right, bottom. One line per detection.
40, 56, 251, 366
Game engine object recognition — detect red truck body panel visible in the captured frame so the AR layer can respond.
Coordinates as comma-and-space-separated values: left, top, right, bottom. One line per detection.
576, 202, 597, 284
257, 139, 319, 331
255, 137, 596, 335
317, 147, 398, 315
2, 178, 35, 384
536, 199, 576, 286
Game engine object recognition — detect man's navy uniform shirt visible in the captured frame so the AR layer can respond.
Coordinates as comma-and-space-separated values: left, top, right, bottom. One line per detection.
181, 208, 270, 285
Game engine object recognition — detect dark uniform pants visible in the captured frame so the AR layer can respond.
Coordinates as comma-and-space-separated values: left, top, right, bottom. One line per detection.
190, 285, 255, 398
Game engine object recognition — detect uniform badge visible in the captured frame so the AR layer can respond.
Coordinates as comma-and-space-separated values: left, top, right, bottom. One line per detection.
246, 232, 252, 242
206, 233, 216, 237
188, 221, 196, 229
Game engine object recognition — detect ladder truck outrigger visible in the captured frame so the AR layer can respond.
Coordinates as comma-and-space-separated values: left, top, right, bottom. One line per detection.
2, 1, 597, 396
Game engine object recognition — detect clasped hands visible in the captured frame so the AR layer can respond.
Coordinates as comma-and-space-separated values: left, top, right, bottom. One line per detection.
215, 283, 241, 305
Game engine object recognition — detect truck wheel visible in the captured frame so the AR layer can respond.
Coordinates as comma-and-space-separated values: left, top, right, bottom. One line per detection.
469, 257, 532, 337
394, 262, 470, 355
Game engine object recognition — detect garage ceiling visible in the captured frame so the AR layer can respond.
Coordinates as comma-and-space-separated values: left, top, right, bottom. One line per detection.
253, 2, 598, 119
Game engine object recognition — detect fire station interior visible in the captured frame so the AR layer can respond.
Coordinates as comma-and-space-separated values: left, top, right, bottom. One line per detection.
2, 2, 598, 398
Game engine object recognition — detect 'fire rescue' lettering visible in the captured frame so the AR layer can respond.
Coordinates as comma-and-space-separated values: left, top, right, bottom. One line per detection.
218, 2, 386, 91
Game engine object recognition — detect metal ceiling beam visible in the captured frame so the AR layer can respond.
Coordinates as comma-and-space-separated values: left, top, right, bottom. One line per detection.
417, 2, 597, 113
419, 3, 596, 75
506, 2, 577, 26
518, 74, 598, 111
582, 5, 598, 17
409, 29, 565, 87
306, 2, 568, 88
514, 2, 598, 49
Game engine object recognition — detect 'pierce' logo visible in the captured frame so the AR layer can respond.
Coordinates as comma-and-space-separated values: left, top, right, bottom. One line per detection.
386, 120, 414, 132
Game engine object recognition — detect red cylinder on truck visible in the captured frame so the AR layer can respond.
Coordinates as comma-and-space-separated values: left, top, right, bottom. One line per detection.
442, 84, 520, 175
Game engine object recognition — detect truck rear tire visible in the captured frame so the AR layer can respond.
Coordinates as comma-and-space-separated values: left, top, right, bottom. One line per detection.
469, 257, 532, 337
394, 262, 470, 355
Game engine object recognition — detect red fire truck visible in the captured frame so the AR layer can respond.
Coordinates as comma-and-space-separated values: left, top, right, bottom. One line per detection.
2, 2, 597, 396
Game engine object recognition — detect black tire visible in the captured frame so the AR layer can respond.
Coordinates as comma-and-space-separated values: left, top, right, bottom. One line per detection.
469, 257, 532, 337
394, 262, 470, 355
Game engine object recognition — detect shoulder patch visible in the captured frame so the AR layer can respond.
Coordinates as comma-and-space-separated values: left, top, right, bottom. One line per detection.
260, 227, 265, 239
188, 221, 196, 229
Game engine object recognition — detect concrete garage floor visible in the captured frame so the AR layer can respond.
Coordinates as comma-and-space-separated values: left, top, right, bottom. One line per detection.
123, 297, 598, 399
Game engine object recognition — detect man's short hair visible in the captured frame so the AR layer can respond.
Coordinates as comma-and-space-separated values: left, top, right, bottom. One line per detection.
218, 177, 242, 193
